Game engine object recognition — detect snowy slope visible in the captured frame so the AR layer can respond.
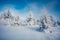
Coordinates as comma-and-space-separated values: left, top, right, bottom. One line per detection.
0, 23, 60, 40
0, 23, 47, 40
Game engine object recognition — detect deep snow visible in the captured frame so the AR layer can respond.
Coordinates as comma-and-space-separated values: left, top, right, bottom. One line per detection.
0, 23, 60, 40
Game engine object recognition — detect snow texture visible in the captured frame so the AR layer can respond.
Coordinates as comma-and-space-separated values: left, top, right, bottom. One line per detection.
0, 9, 60, 40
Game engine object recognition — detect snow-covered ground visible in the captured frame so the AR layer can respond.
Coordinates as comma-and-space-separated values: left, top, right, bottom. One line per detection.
0, 23, 60, 40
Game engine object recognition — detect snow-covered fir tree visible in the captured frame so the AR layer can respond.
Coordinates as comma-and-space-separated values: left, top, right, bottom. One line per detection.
38, 8, 57, 33
0, 10, 14, 24
26, 11, 36, 26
